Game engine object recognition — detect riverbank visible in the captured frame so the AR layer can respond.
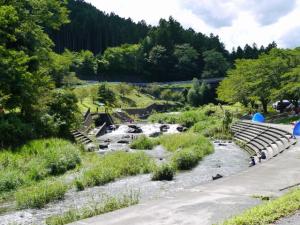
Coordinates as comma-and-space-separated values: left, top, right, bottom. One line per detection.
0, 142, 249, 225
68, 125, 300, 225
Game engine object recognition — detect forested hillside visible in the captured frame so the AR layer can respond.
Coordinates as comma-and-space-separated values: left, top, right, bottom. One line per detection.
48, 0, 150, 54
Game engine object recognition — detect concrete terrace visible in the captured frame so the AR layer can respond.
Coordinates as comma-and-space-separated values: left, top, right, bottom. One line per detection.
71, 124, 300, 225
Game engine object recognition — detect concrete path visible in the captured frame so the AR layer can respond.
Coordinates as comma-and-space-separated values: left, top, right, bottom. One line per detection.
71, 125, 300, 225
276, 211, 300, 225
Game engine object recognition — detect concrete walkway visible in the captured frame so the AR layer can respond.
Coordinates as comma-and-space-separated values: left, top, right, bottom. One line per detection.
71, 125, 300, 225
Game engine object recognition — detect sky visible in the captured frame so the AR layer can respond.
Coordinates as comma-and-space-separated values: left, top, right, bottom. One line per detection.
85, 0, 300, 50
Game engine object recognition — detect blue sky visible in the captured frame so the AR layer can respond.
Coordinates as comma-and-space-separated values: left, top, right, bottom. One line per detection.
86, 0, 300, 50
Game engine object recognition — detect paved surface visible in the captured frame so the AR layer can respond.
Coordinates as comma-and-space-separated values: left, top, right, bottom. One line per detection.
276, 211, 300, 225
71, 125, 300, 225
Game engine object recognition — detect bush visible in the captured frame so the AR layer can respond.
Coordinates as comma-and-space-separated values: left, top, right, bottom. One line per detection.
130, 135, 157, 150
172, 148, 200, 170
152, 164, 175, 181
15, 180, 68, 209
0, 170, 24, 192
0, 114, 35, 148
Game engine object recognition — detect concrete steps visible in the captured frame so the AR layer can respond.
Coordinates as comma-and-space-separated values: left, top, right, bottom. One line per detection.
71, 130, 93, 145
231, 121, 296, 164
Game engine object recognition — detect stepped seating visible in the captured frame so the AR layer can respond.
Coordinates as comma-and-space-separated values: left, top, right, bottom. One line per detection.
231, 121, 296, 164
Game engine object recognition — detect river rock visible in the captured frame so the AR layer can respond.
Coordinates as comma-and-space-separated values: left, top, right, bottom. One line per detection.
99, 144, 109, 149
212, 174, 223, 180
118, 140, 130, 144
177, 126, 187, 132
160, 125, 170, 132
150, 132, 162, 137
127, 125, 142, 133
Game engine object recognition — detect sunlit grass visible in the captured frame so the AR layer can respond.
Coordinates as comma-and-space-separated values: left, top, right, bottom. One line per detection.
223, 188, 300, 225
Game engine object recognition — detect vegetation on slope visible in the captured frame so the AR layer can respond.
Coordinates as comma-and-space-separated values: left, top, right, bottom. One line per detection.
46, 192, 140, 225
223, 188, 300, 225
0, 139, 80, 194
76, 151, 154, 189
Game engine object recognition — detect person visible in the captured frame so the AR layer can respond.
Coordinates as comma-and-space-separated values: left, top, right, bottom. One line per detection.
249, 156, 256, 167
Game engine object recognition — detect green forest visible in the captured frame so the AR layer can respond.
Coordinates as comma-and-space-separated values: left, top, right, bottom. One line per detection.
47, 0, 277, 82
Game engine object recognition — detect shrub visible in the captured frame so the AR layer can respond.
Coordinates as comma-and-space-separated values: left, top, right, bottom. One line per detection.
0, 114, 35, 148
152, 164, 175, 181
15, 180, 68, 209
74, 179, 85, 191
130, 135, 157, 150
0, 170, 24, 192
172, 148, 200, 170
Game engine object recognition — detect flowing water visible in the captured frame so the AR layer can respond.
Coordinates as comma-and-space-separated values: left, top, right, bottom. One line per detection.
0, 123, 250, 225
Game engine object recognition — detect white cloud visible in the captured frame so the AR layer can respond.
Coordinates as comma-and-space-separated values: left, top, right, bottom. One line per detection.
85, 0, 300, 50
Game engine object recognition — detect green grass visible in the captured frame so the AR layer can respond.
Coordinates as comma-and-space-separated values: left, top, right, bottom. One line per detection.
159, 133, 214, 170
222, 188, 300, 225
77, 151, 154, 188
73, 83, 167, 113
46, 192, 140, 225
151, 163, 176, 181
0, 139, 81, 193
148, 104, 244, 139
130, 135, 158, 150
15, 180, 67, 209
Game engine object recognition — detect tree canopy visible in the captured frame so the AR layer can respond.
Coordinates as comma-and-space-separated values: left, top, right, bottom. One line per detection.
217, 48, 300, 113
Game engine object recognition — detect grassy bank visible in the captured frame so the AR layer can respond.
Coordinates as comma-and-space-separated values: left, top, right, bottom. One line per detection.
46, 192, 139, 225
148, 104, 245, 139
223, 188, 300, 225
0, 139, 81, 194
159, 133, 214, 170
76, 151, 154, 189
15, 180, 67, 209
73, 83, 168, 113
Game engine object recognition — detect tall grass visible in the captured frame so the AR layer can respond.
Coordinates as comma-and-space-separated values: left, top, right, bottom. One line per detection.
130, 135, 158, 150
148, 104, 244, 139
159, 133, 213, 170
77, 151, 154, 188
46, 192, 140, 225
15, 180, 67, 209
0, 138, 81, 193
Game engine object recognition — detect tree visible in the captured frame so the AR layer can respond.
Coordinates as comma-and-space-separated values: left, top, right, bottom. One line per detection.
173, 44, 199, 79
0, 0, 69, 118
202, 49, 229, 78
97, 83, 116, 107
45, 90, 80, 137
116, 83, 133, 97
218, 48, 299, 113
187, 78, 211, 106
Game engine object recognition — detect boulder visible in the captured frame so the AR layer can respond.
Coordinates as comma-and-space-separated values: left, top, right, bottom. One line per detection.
99, 144, 109, 149
160, 125, 170, 132
212, 174, 223, 180
177, 126, 187, 132
118, 140, 130, 144
127, 125, 142, 133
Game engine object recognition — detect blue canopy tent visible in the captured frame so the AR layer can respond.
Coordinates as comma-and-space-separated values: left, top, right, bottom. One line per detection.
293, 122, 300, 136
252, 113, 265, 123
